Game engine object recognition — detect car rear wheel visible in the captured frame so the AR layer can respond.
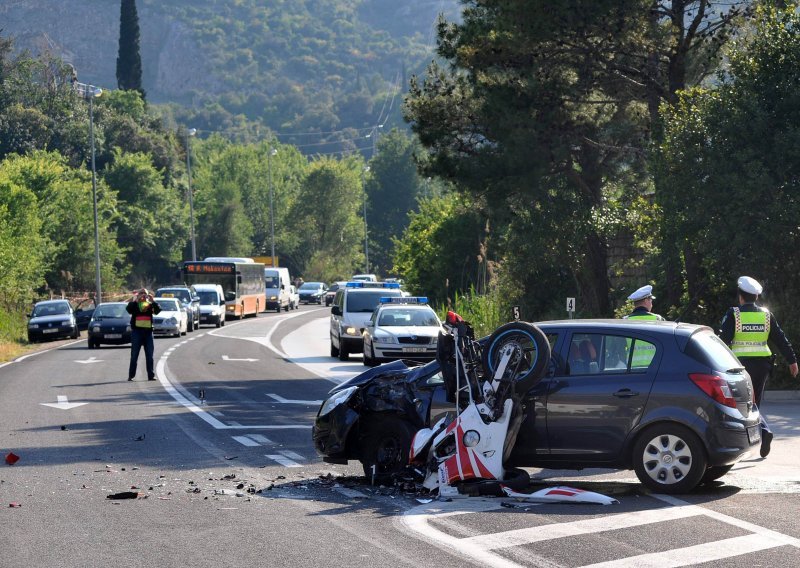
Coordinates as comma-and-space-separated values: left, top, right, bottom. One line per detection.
633, 424, 707, 494
360, 415, 416, 481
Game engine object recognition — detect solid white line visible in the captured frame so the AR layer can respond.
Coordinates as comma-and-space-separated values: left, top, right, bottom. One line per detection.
266, 454, 303, 467
581, 534, 780, 568
0, 337, 85, 369
232, 435, 260, 447
463, 506, 701, 550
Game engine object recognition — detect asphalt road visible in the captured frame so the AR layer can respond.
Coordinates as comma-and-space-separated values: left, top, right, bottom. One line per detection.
2, 307, 800, 568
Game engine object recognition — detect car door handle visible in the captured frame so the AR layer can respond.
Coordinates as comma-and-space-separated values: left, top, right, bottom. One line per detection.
613, 389, 639, 398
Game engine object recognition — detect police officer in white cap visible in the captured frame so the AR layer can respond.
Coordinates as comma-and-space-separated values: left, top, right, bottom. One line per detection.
719, 276, 798, 457
624, 285, 664, 320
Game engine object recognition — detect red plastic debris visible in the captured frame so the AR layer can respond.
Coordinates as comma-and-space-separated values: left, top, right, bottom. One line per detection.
9, 502, 22, 508
5, 452, 20, 465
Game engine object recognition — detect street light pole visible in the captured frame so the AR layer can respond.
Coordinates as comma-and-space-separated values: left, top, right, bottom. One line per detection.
185, 128, 197, 260
365, 124, 384, 160
362, 166, 370, 274
268, 148, 278, 267
74, 81, 103, 303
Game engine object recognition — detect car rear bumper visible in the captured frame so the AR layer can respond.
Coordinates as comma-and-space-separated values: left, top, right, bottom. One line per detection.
705, 417, 762, 465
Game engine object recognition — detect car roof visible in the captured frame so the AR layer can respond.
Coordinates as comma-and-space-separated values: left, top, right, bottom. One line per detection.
96, 302, 127, 306
35, 299, 70, 305
378, 303, 433, 310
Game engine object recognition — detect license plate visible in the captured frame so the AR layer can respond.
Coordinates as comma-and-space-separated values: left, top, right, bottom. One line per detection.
43, 328, 58, 333
105, 334, 122, 339
747, 425, 761, 444
402, 347, 427, 353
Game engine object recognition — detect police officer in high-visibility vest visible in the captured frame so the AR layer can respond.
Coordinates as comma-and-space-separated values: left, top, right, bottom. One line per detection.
719, 276, 798, 457
624, 285, 664, 321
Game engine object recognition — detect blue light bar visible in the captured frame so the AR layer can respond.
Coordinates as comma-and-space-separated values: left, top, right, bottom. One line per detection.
379, 296, 428, 304
346, 282, 364, 288
346, 281, 402, 289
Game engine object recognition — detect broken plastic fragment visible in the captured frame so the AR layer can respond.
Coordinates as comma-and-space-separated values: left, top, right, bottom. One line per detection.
5, 452, 20, 465
106, 491, 139, 500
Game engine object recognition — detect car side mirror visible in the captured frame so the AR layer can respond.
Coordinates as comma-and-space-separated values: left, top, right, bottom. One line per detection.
331, 306, 342, 316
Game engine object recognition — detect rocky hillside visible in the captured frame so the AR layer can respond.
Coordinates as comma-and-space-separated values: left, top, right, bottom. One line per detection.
1, 0, 460, 141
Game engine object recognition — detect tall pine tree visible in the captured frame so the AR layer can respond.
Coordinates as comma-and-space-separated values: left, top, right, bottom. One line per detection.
116, 0, 145, 99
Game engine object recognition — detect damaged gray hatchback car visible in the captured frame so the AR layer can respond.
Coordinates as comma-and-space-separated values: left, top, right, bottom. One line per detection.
313, 320, 761, 494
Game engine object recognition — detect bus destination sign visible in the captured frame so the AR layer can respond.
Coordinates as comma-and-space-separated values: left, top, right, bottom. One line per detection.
185, 262, 234, 274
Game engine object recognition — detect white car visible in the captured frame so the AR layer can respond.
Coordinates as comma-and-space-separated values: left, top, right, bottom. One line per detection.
153, 297, 188, 337
361, 297, 443, 366
288, 285, 300, 310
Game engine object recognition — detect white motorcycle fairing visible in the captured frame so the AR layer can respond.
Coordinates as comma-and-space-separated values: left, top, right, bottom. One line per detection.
502, 486, 619, 505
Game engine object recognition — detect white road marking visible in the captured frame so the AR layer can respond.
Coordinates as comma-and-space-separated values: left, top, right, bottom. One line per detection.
279, 450, 305, 461
232, 436, 260, 447
402, 494, 800, 568
222, 355, 259, 362
74, 356, 101, 364
40, 395, 88, 410
248, 434, 274, 444
267, 393, 322, 405
266, 454, 303, 467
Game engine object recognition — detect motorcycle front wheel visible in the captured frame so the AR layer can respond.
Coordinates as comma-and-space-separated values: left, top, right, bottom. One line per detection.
482, 321, 551, 393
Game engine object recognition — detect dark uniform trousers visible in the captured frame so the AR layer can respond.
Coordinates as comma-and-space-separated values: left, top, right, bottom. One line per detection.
740, 356, 774, 435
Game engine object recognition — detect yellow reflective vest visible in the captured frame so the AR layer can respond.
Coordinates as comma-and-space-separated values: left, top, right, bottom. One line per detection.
731, 308, 771, 358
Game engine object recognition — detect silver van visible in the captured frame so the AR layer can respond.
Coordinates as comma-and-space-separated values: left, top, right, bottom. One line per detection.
193, 284, 226, 327
329, 282, 403, 361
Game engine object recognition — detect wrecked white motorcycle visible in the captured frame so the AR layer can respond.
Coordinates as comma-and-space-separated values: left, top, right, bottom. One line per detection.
409, 311, 551, 497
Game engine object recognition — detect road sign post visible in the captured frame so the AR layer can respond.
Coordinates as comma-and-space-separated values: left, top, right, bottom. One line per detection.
566, 297, 575, 319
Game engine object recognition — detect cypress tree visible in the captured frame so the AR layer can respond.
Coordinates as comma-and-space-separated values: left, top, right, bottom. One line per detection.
116, 0, 145, 99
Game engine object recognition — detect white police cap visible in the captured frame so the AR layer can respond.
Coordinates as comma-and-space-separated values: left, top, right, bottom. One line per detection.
737, 276, 763, 295
628, 285, 655, 302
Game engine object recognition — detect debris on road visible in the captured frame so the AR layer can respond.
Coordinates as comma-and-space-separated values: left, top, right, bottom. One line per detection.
106, 491, 140, 500
5, 452, 20, 465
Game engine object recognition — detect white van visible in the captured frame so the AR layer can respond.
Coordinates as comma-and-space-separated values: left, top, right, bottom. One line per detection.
351, 274, 377, 282
265, 267, 292, 312
193, 284, 226, 327
330, 281, 403, 360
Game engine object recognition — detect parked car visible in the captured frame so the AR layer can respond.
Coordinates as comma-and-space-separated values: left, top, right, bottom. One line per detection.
324, 282, 347, 306
73, 299, 96, 331
87, 302, 131, 348
298, 281, 327, 304
361, 297, 443, 366
194, 284, 226, 327
27, 299, 80, 343
155, 286, 200, 331
288, 285, 300, 310
152, 297, 188, 337
313, 319, 761, 494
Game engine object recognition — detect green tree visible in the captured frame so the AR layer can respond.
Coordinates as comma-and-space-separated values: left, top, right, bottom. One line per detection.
290, 157, 364, 281
656, 5, 800, 333
393, 192, 485, 303
366, 128, 424, 276
116, 0, 145, 99
103, 150, 186, 283
0, 151, 126, 296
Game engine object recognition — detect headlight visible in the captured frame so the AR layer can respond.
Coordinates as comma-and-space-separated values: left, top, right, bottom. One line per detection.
92, 326, 100, 332
269, 295, 278, 300
318, 386, 359, 417
29, 324, 39, 329
167, 317, 177, 325
344, 326, 359, 336
463, 430, 481, 447
125, 325, 131, 332
374, 332, 397, 344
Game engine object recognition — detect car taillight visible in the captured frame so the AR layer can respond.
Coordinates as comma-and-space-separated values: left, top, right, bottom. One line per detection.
689, 373, 737, 408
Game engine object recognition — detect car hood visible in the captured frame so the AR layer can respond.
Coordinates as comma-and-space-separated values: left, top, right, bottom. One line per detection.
30, 314, 73, 325
156, 310, 181, 319
375, 326, 440, 338
329, 359, 440, 394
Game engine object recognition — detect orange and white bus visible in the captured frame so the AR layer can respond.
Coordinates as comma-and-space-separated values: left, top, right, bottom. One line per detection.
183, 260, 265, 319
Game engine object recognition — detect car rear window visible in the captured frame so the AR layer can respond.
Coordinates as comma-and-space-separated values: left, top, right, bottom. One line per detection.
685, 329, 743, 371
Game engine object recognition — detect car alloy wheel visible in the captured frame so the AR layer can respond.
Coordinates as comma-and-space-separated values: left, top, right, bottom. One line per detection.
633, 424, 707, 494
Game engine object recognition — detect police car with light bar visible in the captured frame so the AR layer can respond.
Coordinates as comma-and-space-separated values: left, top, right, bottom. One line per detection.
329, 281, 404, 361
361, 296, 443, 366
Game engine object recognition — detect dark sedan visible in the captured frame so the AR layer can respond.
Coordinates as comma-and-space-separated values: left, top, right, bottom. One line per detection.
313, 319, 761, 494
298, 282, 327, 304
27, 300, 79, 343
87, 302, 131, 349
